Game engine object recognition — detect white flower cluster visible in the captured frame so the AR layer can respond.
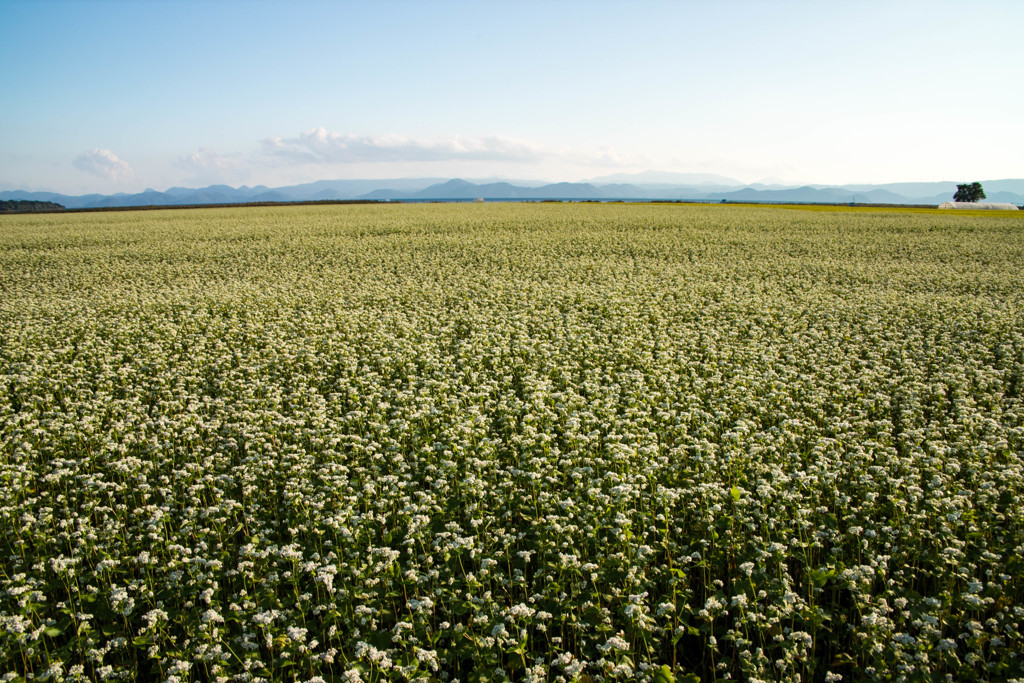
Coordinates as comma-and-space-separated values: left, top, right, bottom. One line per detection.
1, 203, 1022, 680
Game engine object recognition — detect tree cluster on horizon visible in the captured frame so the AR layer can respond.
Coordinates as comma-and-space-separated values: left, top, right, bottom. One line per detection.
953, 182, 986, 203
0, 199, 65, 213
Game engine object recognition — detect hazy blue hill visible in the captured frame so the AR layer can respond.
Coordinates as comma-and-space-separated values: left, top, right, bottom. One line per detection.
708, 186, 827, 202
361, 181, 521, 200
0, 190, 59, 202
360, 188, 416, 200
163, 186, 202, 198
273, 180, 361, 201
981, 191, 1024, 204
857, 189, 922, 203
841, 181, 955, 196
5, 176, 1021, 209
841, 179, 1024, 199
93, 190, 176, 208
310, 188, 348, 201
418, 179, 479, 198
712, 186, 853, 203
527, 182, 603, 198
404, 180, 613, 199
274, 178, 445, 200
249, 191, 292, 203
464, 177, 550, 188
356, 179, 484, 200
361, 179, 617, 200
0, 190, 94, 208
745, 183, 798, 191
84, 186, 265, 206
202, 185, 262, 201
181, 191, 238, 205
916, 193, 947, 205
471, 182, 523, 198
977, 180, 1024, 194
614, 184, 716, 198
593, 183, 651, 198
587, 170, 743, 185
704, 185, 931, 204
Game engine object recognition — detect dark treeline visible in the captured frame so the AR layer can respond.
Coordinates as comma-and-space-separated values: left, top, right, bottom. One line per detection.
1, 199, 392, 214
59, 199, 388, 213
0, 200, 65, 213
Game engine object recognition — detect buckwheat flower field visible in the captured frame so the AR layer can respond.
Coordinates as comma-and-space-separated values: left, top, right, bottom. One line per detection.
2, 203, 1023, 683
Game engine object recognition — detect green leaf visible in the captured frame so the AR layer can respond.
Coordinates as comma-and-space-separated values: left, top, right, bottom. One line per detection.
44, 626, 64, 638
730, 486, 741, 501
505, 653, 525, 670
453, 641, 475, 659
809, 567, 837, 587
653, 664, 675, 683
831, 653, 856, 666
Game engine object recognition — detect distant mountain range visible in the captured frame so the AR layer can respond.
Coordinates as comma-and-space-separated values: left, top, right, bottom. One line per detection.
3, 176, 1023, 209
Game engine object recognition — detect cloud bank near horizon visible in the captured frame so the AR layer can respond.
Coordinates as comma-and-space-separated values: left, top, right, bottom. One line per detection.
72, 149, 134, 183
262, 128, 546, 164
260, 127, 641, 169
17, 131, 647, 194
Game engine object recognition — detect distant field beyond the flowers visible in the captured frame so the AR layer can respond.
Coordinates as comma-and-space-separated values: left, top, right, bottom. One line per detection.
2, 203, 1023, 682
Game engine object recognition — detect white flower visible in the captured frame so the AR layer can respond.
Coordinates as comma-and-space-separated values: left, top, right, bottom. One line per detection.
201, 609, 224, 624
598, 633, 630, 653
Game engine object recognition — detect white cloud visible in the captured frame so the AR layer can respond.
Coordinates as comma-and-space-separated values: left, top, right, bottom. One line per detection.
72, 149, 133, 182
175, 147, 250, 185
180, 147, 243, 172
260, 127, 641, 168
262, 128, 547, 164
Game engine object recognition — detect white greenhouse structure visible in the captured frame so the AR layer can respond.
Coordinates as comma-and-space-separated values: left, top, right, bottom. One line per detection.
938, 202, 1019, 210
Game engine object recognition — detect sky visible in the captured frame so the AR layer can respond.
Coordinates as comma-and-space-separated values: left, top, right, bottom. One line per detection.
2, 0, 1022, 194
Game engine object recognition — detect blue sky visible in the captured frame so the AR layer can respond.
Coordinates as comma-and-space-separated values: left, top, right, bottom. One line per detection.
2, 0, 1022, 193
